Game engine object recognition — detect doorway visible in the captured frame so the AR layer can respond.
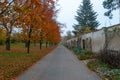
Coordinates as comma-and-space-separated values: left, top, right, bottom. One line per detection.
82, 39, 85, 49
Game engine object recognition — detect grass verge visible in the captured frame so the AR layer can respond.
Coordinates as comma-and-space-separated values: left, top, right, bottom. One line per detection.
69, 47, 96, 60
78, 52, 97, 60
0, 44, 56, 80
87, 60, 120, 80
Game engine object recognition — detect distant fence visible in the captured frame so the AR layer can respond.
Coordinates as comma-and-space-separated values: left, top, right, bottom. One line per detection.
104, 49, 120, 54
99, 49, 120, 68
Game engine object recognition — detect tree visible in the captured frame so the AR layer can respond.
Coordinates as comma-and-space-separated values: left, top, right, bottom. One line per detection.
0, 0, 14, 16
0, 1, 20, 50
0, 0, 61, 53
103, 0, 120, 19
73, 0, 99, 35
16, 0, 43, 53
11, 31, 23, 43
15, 0, 61, 53
38, 0, 56, 49
66, 31, 73, 40
72, 24, 81, 36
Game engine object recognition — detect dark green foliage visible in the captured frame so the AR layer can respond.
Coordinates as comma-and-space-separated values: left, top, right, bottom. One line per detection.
70, 46, 97, 60
87, 60, 120, 80
103, 0, 120, 19
73, 0, 99, 35
0, 40, 5, 45
87, 60, 109, 71
78, 50, 97, 60
72, 24, 81, 36
68, 46, 80, 55
98, 50, 120, 68
71, 47, 80, 55
11, 38, 16, 43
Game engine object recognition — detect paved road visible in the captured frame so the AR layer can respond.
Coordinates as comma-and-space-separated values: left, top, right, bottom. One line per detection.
18, 46, 101, 80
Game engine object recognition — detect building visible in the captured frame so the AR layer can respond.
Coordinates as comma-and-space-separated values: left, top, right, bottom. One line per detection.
66, 24, 120, 53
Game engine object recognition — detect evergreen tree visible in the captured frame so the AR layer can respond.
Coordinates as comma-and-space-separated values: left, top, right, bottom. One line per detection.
103, 0, 120, 19
73, 0, 99, 36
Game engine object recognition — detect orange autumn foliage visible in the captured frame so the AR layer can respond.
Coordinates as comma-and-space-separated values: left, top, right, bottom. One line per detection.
0, 0, 61, 51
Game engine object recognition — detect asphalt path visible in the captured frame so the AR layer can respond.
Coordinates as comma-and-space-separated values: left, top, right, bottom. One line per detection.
18, 45, 101, 80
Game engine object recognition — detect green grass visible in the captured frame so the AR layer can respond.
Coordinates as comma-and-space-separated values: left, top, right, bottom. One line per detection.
78, 53, 96, 60
0, 52, 27, 57
5, 42, 47, 48
11, 43, 25, 48
87, 60, 109, 71
77, 50, 97, 60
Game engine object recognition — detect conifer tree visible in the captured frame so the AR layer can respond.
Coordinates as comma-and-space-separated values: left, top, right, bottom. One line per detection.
73, 0, 99, 36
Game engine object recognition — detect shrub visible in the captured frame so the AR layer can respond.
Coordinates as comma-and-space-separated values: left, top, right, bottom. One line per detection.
11, 38, 16, 43
98, 49, 120, 68
69, 46, 81, 55
78, 50, 97, 60
87, 60, 120, 80
69, 46, 97, 60
0, 40, 5, 45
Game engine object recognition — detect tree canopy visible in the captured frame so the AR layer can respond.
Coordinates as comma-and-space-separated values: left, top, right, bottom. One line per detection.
73, 0, 99, 36
0, 0, 61, 53
103, 0, 120, 19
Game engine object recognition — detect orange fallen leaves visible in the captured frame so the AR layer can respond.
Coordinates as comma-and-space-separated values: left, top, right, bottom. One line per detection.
0, 45, 56, 80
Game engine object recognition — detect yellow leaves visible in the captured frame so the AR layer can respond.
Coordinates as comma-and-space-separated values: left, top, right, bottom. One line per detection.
0, 28, 6, 41
83, 27, 91, 33
13, 4, 20, 11
41, 15, 46, 19
35, 0, 41, 4
0, 28, 2, 32
25, 16, 31, 25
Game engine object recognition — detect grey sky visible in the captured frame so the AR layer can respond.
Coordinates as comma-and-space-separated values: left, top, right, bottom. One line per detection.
57, 0, 119, 36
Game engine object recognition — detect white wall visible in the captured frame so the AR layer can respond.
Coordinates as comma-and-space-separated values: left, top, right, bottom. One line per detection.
91, 30, 105, 53
80, 24, 120, 53
81, 30, 105, 53
66, 24, 120, 53
107, 24, 120, 50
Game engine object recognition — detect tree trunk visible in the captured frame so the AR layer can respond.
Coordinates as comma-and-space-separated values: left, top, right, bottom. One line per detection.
39, 40, 42, 50
46, 42, 48, 48
5, 36, 10, 50
27, 40, 30, 53
27, 27, 32, 54
39, 32, 43, 50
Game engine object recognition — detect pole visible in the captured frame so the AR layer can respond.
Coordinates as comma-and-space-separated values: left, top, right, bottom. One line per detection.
119, 8, 120, 23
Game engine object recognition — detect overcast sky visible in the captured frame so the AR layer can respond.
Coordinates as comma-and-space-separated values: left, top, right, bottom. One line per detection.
57, 0, 119, 36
